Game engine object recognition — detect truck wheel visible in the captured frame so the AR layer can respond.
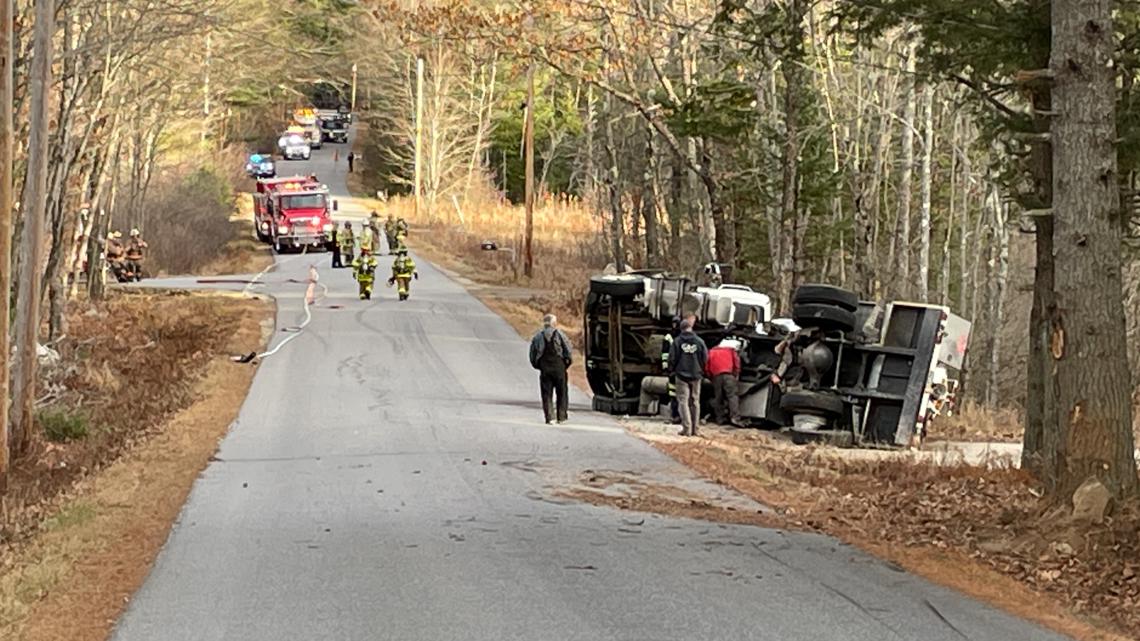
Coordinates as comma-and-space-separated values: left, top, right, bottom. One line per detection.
792, 303, 856, 333
779, 389, 844, 417
793, 284, 859, 312
589, 274, 644, 298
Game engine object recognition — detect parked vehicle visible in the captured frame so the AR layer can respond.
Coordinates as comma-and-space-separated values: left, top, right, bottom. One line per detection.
278, 132, 310, 160
252, 175, 321, 243
253, 176, 336, 253
583, 272, 971, 448
245, 154, 276, 178
320, 116, 348, 143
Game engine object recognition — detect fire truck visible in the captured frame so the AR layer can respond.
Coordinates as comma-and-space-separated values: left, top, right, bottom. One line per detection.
252, 176, 337, 252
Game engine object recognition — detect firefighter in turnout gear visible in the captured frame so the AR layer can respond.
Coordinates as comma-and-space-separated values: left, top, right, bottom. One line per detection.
368, 211, 383, 252
388, 248, 417, 301
124, 229, 147, 281
352, 247, 378, 300
359, 223, 375, 254
384, 214, 398, 253
338, 221, 356, 264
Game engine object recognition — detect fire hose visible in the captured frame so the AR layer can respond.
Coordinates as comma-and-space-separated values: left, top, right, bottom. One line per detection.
232, 246, 329, 363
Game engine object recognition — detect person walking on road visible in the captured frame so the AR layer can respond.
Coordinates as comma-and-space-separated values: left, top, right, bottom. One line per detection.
669, 318, 707, 436
707, 338, 745, 427
347, 151, 355, 173
529, 314, 573, 425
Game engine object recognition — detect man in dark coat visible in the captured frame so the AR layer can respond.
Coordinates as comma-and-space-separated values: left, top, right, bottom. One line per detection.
529, 314, 573, 424
669, 318, 708, 436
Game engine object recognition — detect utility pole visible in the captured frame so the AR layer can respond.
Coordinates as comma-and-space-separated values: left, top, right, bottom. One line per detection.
10, 0, 54, 454
414, 57, 424, 221
0, 0, 13, 493
350, 63, 358, 111
523, 61, 535, 278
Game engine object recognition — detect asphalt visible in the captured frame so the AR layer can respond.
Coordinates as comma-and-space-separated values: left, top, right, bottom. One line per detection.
109, 130, 1073, 641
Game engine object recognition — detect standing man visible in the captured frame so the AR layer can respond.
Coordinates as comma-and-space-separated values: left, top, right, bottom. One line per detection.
338, 221, 356, 265
347, 151, 355, 173
528, 314, 573, 425
669, 318, 707, 437
329, 224, 341, 268
707, 338, 745, 427
384, 214, 398, 253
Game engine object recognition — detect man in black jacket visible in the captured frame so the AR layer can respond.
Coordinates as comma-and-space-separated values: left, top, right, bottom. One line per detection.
669, 318, 708, 436
529, 314, 573, 424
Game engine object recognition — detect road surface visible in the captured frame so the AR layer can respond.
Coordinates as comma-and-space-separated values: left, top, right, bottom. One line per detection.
111, 131, 1072, 641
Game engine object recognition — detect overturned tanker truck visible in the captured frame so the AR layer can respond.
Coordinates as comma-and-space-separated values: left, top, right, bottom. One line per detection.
584, 272, 971, 447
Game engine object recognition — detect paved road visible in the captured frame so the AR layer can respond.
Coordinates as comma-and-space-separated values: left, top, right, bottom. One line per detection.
110, 132, 1071, 641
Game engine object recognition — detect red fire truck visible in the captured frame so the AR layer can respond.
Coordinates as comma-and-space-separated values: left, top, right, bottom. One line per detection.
252, 176, 337, 252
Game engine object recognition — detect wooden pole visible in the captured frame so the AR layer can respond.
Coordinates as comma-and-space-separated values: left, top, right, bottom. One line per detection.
350, 63, 357, 111
523, 61, 535, 278
0, 0, 13, 492
10, 0, 54, 454
413, 57, 424, 221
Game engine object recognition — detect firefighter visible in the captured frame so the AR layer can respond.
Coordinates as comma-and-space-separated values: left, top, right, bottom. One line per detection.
359, 221, 375, 254
387, 248, 417, 301
329, 222, 341, 267
351, 246, 378, 300
384, 214, 397, 253
125, 229, 147, 281
395, 216, 409, 239
106, 231, 127, 282
368, 211, 383, 250
338, 221, 356, 265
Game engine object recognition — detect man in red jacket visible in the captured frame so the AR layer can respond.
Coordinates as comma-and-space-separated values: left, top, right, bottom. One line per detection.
706, 338, 745, 427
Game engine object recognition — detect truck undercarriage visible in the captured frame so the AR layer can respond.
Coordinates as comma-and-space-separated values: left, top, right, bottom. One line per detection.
584, 273, 970, 448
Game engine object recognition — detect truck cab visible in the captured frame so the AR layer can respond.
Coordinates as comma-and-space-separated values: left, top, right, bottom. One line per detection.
320, 116, 348, 143
267, 181, 335, 253
252, 175, 320, 243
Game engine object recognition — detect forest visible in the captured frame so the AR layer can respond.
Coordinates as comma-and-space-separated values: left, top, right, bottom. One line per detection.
349, 0, 1140, 501
0, 0, 1135, 516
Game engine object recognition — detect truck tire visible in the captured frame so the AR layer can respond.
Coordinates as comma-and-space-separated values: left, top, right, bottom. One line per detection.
793, 284, 858, 311
792, 303, 856, 333
589, 274, 644, 298
779, 389, 844, 417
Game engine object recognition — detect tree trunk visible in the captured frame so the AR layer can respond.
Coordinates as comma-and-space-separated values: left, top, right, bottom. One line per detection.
9, 0, 55, 454
916, 82, 934, 301
701, 142, 733, 266
892, 41, 917, 300
1049, 0, 1138, 499
642, 124, 661, 266
1023, 100, 1057, 477
985, 186, 1009, 406
941, 109, 958, 306
778, 0, 805, 308
604, 92, 624, 272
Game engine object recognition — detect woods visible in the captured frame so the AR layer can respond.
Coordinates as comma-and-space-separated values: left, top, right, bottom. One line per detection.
0, 0, 358, 492
346, 0, 1140, 502
0, 0, 1133, 531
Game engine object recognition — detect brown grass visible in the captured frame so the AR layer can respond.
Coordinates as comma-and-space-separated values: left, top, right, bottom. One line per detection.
0, 296, 269, 641
641, 426, 1138, 641
2, 293, 264, 545
932, 399, 1024, 442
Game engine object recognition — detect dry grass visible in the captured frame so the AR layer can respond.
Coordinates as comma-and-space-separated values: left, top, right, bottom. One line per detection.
1, 293, 263, 545
638, 425, 1138, 641
931, 400, 1024, 442
0, 296, 269, 641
